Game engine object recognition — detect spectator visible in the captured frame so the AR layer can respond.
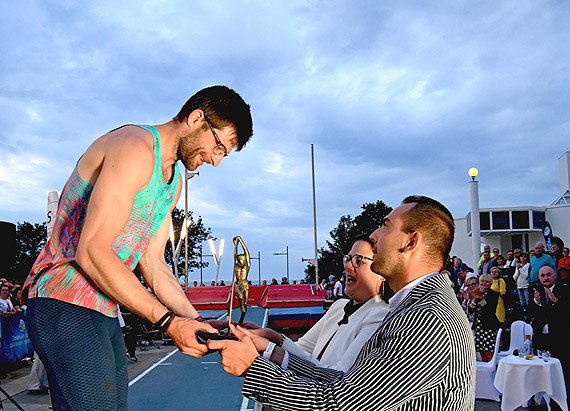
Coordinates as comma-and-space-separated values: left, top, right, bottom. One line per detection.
557, 247, 570, 285
505, 250, 517, 269
219, 280, 226, 286
513, 253, 530, 317
489, 267, 506, 324
262, 280, 267, 286
529, 250, 536, 259
0, 283, 17, 315
477, 245, 492, 271
459, 273, 478, 315
211, 281, 216, 286
306, 275, 315, 284
528, 266, 569, 406
528, 242, 556, 285
193, 281, 198, 287
332, 277, 344, 300
495, 255, 506, 269
270, 278, 278, 286
467, 274, 500, 362
479, 251, 497, 275
280, 277, 289, 285
551, 237, 564, 268
513, 248, 522, 264
299, 279, 305, 284
12, 286, 25, 312
451, 258, 471, 295
492, 248, 500, 261
292, 280, 297, 285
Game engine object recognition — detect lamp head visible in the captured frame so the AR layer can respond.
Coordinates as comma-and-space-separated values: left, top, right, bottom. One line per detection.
468, 167, 479, 181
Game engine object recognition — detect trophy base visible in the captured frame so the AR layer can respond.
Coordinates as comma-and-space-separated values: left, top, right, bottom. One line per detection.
196, 329, 238, 345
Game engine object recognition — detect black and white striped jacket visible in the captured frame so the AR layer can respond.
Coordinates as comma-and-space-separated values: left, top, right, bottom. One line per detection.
242, 272, 476, 410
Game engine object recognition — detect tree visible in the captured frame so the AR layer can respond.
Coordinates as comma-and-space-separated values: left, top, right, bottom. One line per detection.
164, 207, 212, 282
9, 222, 47, 283
305, 200, 392, 281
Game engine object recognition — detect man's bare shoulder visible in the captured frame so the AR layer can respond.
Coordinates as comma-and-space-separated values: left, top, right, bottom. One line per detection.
78, 125, 155, 187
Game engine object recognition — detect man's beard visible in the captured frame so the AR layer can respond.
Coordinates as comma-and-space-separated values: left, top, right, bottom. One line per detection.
177, 128, 202, 170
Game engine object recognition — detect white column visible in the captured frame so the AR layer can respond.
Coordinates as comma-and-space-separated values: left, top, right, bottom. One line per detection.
469, 180, 481, 270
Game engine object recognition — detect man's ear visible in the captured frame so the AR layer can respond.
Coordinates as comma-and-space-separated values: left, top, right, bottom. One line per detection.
186, 109, 204, 127
403, 232, 421, 253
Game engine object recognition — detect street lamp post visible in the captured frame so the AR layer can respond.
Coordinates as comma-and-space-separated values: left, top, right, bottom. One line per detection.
273, 246, 289, 282
184, 170, 199, 290
469, 167, 481, 271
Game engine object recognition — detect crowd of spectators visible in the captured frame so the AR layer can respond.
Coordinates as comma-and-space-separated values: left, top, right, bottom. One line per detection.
0, 279, 25, 316
449, 240, 569, 407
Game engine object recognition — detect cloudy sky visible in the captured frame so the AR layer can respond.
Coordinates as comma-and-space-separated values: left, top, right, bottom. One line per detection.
1, 0, 569, 284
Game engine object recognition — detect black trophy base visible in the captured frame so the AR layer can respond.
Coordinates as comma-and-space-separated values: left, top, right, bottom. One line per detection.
196, 329, 238, 346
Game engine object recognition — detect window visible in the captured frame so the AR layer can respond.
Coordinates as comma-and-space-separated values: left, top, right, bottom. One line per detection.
512, 211, 530, 229
533, 211, 546, 229
480, 212, 490, 231
492, 211, 510, 230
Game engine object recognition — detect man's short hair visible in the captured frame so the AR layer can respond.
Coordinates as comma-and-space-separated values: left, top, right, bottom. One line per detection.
401, 195, 455, 270
175, 85, 253, 151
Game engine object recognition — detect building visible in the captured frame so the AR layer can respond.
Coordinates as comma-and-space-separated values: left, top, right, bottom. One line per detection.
451, 151, 570, 262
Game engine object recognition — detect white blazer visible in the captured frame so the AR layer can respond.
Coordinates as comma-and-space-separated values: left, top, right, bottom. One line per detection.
282, 295, 389, 371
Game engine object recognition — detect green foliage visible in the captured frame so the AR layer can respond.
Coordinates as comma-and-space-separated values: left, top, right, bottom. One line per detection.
306, 200, 392, 281
164, 207, 212, 279
9, 222, 47, 282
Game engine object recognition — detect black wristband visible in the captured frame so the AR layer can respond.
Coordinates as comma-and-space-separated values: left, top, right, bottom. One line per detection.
154, 311, 174, 330
160, 312, 176, 332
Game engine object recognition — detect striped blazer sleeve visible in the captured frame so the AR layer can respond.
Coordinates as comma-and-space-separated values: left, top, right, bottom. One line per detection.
241, 273, 475, 411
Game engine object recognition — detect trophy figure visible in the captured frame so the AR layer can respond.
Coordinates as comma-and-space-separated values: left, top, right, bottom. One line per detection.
228, 236, 251, 326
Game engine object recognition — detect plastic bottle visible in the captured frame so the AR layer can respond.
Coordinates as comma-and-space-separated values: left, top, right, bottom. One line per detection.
523, 334, 533, 357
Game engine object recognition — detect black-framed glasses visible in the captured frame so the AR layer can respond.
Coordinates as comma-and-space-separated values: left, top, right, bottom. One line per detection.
343, 254, 374, 269
204, 117, 228, 157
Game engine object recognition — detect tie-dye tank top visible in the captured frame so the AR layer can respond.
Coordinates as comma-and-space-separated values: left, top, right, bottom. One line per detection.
24, 125, 179, 317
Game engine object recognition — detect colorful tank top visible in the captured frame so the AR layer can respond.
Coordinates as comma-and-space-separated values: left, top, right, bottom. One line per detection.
24, 125, 179, 317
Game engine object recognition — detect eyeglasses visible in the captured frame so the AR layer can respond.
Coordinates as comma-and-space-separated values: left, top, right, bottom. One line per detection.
204, 117, 228, 157
466, 282, 479, 288
343, 254, 374, 269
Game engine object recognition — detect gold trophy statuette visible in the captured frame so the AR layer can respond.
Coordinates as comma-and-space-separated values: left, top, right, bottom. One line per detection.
228, 236, 251, 327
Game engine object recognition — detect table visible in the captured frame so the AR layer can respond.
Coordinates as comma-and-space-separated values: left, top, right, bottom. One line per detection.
494, 355, 568, 411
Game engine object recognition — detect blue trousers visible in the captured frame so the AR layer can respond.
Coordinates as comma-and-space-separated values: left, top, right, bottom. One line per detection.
26, 298, 127, 411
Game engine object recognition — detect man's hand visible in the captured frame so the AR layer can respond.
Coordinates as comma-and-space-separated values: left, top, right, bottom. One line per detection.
544, 287, 558, 304
534, 288, 541, 304
167, 317, 218, 357
207, 325, 260, 377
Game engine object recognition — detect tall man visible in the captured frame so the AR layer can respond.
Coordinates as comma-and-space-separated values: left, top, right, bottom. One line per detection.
209, 196, 475, 410
23, 85, 253, 410
529, 241, 556, 285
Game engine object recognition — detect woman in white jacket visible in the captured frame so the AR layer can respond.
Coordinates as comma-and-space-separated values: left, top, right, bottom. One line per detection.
513, 253, 530, 318
244, 234, 391, 372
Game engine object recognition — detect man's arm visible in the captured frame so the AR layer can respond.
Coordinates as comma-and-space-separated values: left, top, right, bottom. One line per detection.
214, 312, 452, 411
137, 188, 199, 319
75, 131, 215, 356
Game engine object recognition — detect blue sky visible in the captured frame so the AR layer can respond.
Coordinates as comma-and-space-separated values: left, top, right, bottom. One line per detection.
1, 1, 569, 284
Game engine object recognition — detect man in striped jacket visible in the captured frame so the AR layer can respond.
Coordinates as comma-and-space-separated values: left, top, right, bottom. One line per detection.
210, 195, 476, 410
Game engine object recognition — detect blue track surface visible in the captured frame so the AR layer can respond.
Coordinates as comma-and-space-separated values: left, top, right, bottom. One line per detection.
127, 306, 266, 411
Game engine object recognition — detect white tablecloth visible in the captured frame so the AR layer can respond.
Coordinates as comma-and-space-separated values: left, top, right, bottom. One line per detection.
494, 355, 568, 411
